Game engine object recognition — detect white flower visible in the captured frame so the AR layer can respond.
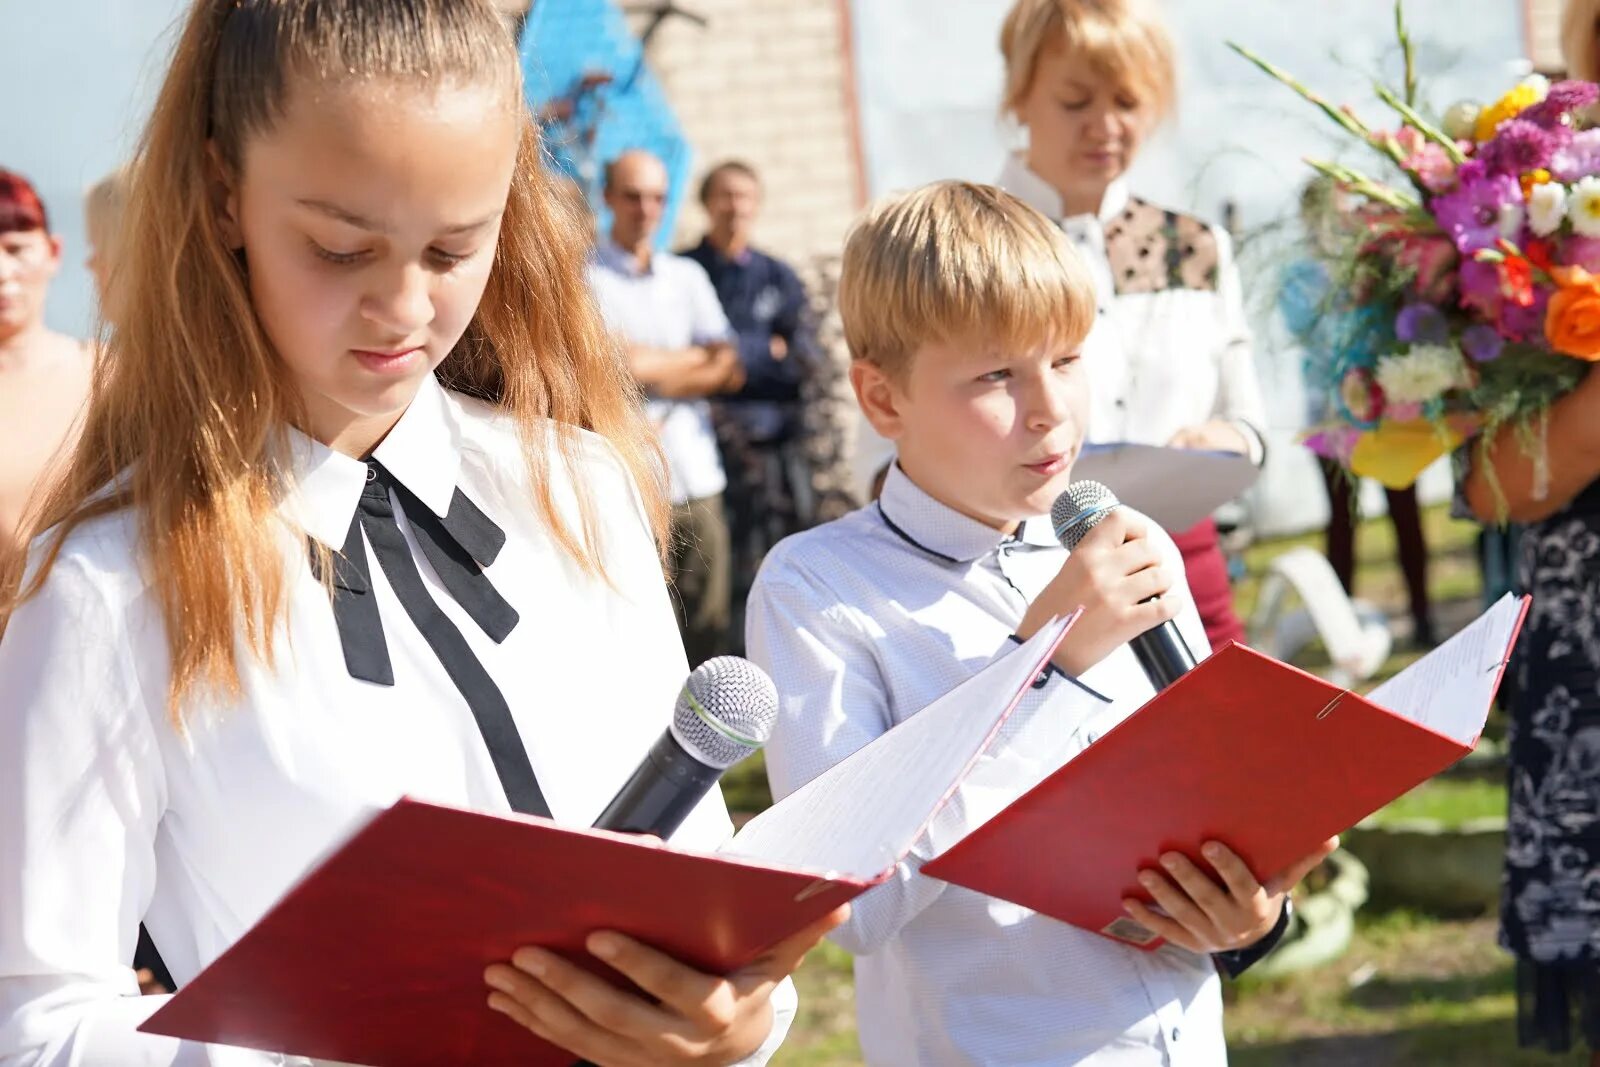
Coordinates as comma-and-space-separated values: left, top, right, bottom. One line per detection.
1500, 203, 1526, 240
1530, 182, 1569, 236
1441, 100, 1482, 141
1522, 74, 1552, 99
1571, 176, 1600, 237
1374, 345, 1467, 405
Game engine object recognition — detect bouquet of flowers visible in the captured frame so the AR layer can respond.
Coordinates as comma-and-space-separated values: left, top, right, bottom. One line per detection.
1233, 3, 1599, 493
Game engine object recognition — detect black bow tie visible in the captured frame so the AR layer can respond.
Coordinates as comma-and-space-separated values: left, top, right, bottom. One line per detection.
311, 461, 519, 685
309, 460, 549, 818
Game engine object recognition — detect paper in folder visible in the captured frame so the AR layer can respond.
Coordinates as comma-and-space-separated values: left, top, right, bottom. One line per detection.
923, 593, 1529, 948
139, 615, 1079, 1066
1071, 442, 1259, 531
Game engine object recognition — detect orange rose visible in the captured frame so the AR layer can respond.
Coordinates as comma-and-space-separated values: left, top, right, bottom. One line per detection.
1546, 266, 1600, 360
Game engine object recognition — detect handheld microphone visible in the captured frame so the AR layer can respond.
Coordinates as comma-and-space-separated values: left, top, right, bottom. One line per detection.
1051, 481, 1197, 692
592, 656, 779, 838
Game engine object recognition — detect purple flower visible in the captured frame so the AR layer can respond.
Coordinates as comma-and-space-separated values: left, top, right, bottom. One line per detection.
1562, 233, 1600, 271
1478, 119, 1562, 177
1501, 289, 1552, 345
1551, 128, 1600, 182
1520, 80, 1600, 127
1458, 258, 1504, 318
1396, 303, 1450, 343
1432, 173, 1525, 253
1462, 324, 1507, 362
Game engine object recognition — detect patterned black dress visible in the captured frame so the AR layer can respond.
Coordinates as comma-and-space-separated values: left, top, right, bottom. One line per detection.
1503, 477, 1600, 1052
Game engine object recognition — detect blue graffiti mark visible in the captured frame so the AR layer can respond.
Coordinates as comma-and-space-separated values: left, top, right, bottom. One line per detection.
519, 1, 693, 249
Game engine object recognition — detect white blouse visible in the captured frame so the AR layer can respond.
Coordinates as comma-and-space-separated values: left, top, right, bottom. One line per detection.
997, 154, 1268, 465
0, 374, 794, 1066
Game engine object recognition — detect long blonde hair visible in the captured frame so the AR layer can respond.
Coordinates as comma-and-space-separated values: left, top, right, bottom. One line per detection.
4, 0, 667, 720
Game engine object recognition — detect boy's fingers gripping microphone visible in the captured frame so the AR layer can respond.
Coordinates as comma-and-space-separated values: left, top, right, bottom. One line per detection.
1050, 480, 1120, 550
592, 657, 779, 838
1050, 481, 1199, 691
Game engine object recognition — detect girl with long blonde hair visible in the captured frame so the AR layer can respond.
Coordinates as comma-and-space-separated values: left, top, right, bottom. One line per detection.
0, 2, 837, 1062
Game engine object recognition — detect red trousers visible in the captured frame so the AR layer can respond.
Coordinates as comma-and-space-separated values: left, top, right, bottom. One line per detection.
1170, 518, 1246, 650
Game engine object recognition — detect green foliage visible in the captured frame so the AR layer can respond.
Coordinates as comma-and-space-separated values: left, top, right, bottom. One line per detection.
1369, 779, 1506, 827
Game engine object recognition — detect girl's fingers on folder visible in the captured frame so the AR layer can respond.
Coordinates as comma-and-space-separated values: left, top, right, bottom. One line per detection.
733, 903, 853, 994
481, 904, 850, 1066
486, 944, 761, 1066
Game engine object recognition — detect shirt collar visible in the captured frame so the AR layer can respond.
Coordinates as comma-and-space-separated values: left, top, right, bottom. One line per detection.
691, 237, 755, 268
595, 239, 655, 277
877, 463, 1060, 564
996, 152, 1130, 226
283, 373, 464, 547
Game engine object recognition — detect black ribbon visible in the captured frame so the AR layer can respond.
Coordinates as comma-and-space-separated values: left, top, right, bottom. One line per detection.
311, 461, 549, 819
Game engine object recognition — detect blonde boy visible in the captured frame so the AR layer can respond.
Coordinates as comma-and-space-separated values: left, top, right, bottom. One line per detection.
747, 182, 1333, 1065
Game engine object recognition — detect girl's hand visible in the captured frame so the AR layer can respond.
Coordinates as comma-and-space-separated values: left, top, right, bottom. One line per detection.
484, 904, 850, 1066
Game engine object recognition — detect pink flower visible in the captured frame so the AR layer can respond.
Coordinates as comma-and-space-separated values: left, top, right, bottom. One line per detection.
1405, 142, 1460, 192
1391, 232, 1459, 303
1302, 426, 1359, 463
1386, 400, 1424, 422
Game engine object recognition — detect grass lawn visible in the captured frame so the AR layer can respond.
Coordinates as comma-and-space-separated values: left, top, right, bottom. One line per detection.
760, 506, 1544, 1064
1370, 778, 1507, 827
783, 911, 1590, 1066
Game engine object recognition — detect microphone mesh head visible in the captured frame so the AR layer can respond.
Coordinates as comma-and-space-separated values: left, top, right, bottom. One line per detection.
1051, 481, 1120, 551
671, 657, 779, 769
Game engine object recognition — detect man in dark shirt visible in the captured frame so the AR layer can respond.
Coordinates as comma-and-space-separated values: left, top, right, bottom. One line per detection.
682, 161, 818, 650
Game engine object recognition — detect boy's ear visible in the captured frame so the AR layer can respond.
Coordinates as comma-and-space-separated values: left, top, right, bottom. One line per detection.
850, 359, 904, 441
205, 141, 245, 250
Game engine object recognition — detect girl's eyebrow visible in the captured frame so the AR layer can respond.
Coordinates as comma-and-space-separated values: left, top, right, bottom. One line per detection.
295, 198, 502, 236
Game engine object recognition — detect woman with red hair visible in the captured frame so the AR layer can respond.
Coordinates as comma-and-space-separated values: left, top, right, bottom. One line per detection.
0, 167, 92, 552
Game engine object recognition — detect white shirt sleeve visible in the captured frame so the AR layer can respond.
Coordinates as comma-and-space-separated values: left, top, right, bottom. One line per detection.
746, 570, 953, 957
0, 552, 264, 1066
1210, 227, 1269, 466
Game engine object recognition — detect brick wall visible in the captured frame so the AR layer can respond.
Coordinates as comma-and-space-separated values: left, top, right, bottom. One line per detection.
626, 0, 866, 264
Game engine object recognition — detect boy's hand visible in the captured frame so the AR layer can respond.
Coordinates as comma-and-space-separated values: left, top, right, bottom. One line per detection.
1017, 509, 1182, 677
1121, 837, 1339, 954
484, 904, 850, 1066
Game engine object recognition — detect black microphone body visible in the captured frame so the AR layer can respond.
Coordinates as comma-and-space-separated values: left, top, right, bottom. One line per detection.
592, 730, 724, 837
1052, 480, 1198, 693
1129, 617, 1198, 692
590, 656, 779, 839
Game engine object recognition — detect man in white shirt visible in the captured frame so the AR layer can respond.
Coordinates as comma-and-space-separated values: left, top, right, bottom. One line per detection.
589, 149, 743, 665
748, 181, 1333, 1065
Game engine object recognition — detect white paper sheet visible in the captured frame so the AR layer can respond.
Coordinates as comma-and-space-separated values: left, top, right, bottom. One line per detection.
1072, 443, 1259, 530
722, 618, 1073, 880
1364, 593, 1524, 745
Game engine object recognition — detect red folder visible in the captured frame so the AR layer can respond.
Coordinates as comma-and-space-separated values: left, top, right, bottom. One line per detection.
140, 615, 1079, 1065
142, 800, 865, 1066
923, 595, 1529, 949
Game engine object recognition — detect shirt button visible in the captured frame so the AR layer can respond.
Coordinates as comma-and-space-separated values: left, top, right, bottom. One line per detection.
1115, 398, 1127, 409
1172, 1028, 1181, 1042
